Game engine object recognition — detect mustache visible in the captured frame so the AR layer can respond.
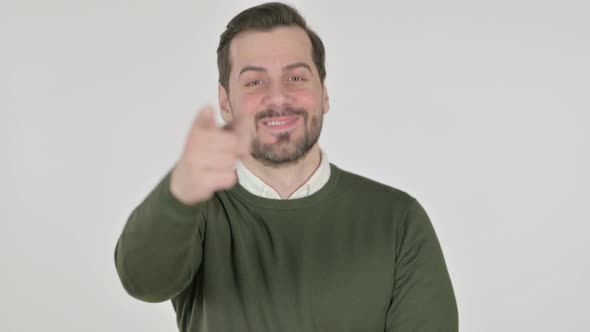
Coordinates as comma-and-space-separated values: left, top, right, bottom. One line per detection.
255, 108, 308, 122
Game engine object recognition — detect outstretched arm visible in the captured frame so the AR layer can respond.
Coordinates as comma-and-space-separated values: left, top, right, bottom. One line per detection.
114, 169, 207, 303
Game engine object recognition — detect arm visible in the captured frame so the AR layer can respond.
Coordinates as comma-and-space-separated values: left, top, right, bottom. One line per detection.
385, 198, 458, 331
114, 168, 208, 303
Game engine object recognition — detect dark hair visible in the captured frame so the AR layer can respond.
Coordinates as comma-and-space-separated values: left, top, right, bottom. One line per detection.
217, 2, 326, 92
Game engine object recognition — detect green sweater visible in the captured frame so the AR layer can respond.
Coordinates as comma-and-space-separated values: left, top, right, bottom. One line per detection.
114, 163, 458, 332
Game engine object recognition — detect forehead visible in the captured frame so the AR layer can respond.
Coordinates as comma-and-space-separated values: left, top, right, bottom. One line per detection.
229, 26, 314, 71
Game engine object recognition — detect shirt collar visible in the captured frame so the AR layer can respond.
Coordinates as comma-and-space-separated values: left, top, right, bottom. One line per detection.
235, 149, 331, 200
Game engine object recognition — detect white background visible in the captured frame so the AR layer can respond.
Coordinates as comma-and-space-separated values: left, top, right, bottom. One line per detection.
2, 0, 589, 331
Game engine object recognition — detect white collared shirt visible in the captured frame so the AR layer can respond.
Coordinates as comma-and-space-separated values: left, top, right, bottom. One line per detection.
235, 149, 331, 200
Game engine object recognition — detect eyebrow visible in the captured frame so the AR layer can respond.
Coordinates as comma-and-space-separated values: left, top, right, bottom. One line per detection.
238, 62, 314, 77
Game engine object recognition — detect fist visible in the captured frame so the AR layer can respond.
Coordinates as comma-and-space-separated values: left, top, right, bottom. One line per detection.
170, 106, 251, 205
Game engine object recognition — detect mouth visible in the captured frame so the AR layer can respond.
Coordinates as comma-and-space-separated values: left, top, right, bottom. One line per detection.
260, 116, 299, 131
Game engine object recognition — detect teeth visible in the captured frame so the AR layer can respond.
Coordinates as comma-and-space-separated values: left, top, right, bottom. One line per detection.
267, 120, 291, 126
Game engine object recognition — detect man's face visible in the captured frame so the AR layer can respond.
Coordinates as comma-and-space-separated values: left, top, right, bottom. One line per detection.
219, 26, 329, 167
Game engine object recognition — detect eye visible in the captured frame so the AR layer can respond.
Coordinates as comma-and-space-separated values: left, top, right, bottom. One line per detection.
246, 80, 263, 87
289, 76, 304, 82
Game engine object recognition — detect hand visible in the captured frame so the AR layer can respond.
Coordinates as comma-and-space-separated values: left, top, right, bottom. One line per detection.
170, 105, 251, 205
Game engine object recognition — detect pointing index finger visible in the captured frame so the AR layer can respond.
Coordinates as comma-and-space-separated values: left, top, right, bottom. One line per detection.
192, 105, 218, 133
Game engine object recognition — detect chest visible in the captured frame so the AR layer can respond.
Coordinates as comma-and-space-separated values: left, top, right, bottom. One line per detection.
200, 208, 395, 331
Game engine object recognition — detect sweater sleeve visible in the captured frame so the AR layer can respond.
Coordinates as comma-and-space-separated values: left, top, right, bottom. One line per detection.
114, 168, 208, 303
385, 198, 458, 331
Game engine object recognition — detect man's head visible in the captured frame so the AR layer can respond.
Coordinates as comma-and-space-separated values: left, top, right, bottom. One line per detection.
217, 2, 329, 168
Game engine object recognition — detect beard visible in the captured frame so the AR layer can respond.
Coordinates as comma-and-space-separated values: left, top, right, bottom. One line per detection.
250, 106, 324, 168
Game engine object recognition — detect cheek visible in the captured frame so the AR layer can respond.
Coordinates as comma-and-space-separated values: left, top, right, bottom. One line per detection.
242, 93, 261, 106
291, 89, 321, 109
237, 93, 264, 112
230, 92, 262, 118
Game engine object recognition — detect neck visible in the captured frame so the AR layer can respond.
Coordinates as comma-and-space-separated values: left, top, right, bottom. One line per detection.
239, 143, 322, 199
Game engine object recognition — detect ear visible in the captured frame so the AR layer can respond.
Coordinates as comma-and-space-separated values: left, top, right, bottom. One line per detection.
322, 85, 330, 115
218, 83, 233, 123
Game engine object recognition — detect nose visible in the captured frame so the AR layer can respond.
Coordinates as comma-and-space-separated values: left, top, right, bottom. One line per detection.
263, 82, 293, 110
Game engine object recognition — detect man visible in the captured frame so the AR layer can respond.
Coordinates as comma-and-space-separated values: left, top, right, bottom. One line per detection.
114, 2, 458, 331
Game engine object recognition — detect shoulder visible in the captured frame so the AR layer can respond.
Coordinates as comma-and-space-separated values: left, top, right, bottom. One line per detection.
332, 163, 417, 210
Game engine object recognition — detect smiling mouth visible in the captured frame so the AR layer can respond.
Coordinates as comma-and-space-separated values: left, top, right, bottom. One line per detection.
261, 116, 299, 131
